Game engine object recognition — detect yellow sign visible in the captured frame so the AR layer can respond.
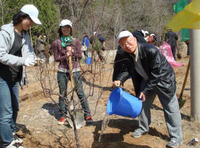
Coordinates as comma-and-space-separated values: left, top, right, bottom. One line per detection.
167, 0, 200, 32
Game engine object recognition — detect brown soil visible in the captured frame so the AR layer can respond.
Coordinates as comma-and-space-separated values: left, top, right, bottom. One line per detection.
15, 47, 200, 148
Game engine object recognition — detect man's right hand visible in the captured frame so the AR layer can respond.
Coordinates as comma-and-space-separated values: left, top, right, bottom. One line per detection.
113, 80, 121, 88
139, 92, 146, 102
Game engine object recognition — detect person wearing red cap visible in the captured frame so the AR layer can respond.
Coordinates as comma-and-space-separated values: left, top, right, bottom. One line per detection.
113, 30, 182, 148
0, 4, 42, 148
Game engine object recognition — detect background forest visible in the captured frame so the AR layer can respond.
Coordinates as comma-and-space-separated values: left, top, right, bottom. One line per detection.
0, 0, 184, 49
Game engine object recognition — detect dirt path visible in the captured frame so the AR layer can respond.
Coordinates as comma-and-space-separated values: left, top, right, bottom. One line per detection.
16, 49, 200, 148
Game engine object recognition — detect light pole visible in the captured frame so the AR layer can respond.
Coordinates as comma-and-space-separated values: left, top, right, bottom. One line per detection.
190, 29, 200, 122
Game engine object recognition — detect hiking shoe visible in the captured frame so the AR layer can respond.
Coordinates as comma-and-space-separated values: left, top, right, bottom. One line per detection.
85, 116, 93, 125
6, 140, 24, 148
166, 140, 180, 148
13, 133, 23, 144
131, 128, 147, 138
58, 117, 66, 125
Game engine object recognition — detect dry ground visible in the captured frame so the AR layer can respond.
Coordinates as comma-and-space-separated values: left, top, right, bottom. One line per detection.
15, 46, 200, 148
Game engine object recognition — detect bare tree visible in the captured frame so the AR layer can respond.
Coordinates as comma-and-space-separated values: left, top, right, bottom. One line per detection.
0, 0, 8, 25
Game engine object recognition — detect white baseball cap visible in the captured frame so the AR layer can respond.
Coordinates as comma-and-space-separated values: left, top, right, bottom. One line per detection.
144, 31, 149, 35
141, 30, 145, 37
20, 4, 42, 25
59, 19, 72, 27
117, 30, 133, 42
141, 30, 149, 37
150, 34, 155, 36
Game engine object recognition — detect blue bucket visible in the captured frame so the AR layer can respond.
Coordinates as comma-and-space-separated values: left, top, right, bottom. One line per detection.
106, 87, 142, 118
86, 57, 92, 64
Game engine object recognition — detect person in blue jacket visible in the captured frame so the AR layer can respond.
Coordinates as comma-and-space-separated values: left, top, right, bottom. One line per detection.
82, 32, 90, 57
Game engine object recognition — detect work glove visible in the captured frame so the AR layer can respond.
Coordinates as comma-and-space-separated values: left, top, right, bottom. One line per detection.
24, 57, 36, 66
66, 46, 74, 57
40, 59, 45, 64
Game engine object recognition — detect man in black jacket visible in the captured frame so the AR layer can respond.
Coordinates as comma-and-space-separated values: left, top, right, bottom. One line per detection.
165, 28, 178, 60
113, 30, 182, 148
113, 30, 146, 81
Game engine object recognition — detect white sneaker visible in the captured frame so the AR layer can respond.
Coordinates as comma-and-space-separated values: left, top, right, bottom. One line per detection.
13, 133, 23, 144
166, 140, 180, 148
131, 128, 148, 138
6, 140, 24, 148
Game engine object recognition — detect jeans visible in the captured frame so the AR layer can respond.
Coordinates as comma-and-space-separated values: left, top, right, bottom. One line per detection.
83, 50, 88, 57
39, 50, 45, 59
97, 50, 105, 62
0, 78, 19, 147
171, 46, 176, 61
186, 42, 190, 55
57, 71, 91, 118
